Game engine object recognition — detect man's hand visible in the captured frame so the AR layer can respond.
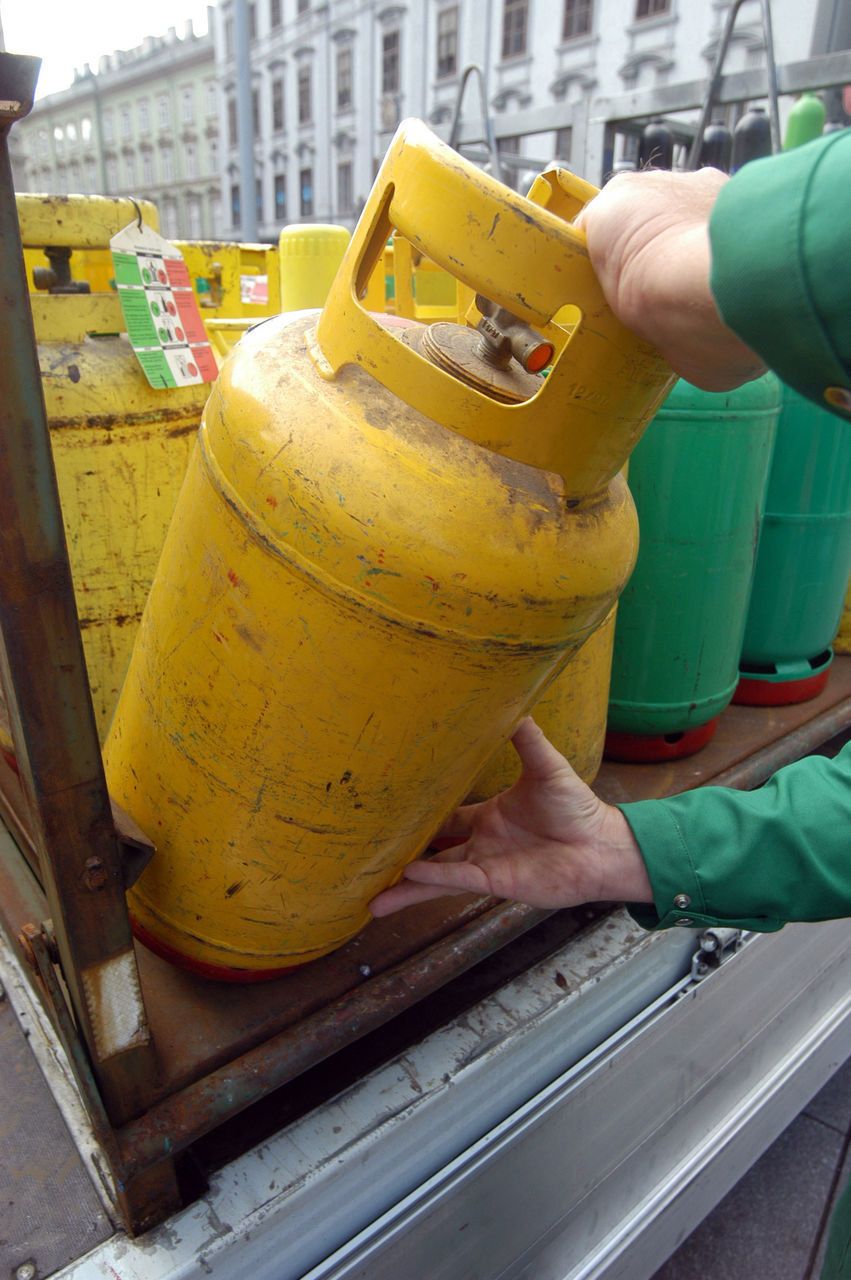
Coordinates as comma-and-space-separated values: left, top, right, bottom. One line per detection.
369, 719, 653, 917
576, 168, 766, 392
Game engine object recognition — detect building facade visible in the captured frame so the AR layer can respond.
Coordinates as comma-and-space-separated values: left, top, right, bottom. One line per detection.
215, 0, 848, 242
12, 15, 223, 239
11, 0, 849, 243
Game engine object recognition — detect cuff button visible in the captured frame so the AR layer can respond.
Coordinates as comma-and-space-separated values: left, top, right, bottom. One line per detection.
824, 386, 851, 412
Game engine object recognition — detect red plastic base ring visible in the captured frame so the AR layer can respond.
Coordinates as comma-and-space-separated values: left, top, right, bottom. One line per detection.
130, 916, 302, 984
733, 665, 831, 707
604, 716, 720, 764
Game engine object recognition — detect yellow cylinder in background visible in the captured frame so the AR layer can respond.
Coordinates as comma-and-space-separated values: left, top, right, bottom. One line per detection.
19, 194, 210, 738
834, 574, 851, 654
278, 222, 351, 311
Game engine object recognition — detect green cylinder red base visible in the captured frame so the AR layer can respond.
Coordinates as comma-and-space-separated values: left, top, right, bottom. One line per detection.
604, 716, 720, 763
734, 649, 833, 706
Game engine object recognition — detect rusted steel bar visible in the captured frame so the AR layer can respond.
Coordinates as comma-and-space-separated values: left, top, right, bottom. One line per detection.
115, 899, 553, 1181
0, 52, 158, 1125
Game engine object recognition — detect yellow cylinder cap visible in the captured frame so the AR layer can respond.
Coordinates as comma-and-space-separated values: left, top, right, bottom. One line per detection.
278, 223, 351, 311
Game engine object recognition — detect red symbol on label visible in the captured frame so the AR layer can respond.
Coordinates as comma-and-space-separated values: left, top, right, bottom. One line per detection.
166, 300, 176, 315
187, 362, 198, 377
158, 269, 167, 284
175, 327, 185, 341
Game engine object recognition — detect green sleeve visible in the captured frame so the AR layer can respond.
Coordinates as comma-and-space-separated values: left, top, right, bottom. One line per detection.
618, 742, 851, 932
709, 130, 851, 421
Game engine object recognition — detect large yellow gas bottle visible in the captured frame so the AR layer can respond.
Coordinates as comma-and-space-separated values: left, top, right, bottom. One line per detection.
104, 120, 674, 980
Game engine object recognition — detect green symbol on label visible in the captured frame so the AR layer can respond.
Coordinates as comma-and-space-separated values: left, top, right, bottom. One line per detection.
150, 301, 160, 316
158, 327, 169, 342
142, 267, 152, 283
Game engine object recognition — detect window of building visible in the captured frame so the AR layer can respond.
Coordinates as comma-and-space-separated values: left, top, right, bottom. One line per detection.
38, 129, 49, 156
69, 160, 81, 190
181, 88, 195, 124
81, 117, 92, 143
563, 0, 593, 38
274, 172, 286, 219
256, 177, 264, 220
498, 134, 521, 186
206, 82, 217, 117
106, 157, 119, 190
297, 0, 309, 13
66, 120, 78, 146
249, 3, 257, 40
186, 143, 198, 179
86, 158, 97, 189
231, 183, 241, 228
337, 160, 353, 213
142, 151, 154, 184
161, 146, 175, 182
437, 7, 458, 78
336, 47, 353, 111
124, 154, 136, 187
554, 126, 573, 162
382, 30, 400, 93
298, 65, 312, 124
272, 77, 285, 130
120, 108, 131, 140
210, 190, 222, 233
138, 100, 150, 134
209, 138, 219, 172
227, 97, 238, 147
101, 113, 113, 143
188, 196, 202, 238
252, 87, 261, 138
158, 95, 170, 128
225, 16, 235, 57
56, 166, 67, 194
300, 166, 313, 216
635, 0, 669, 15
270, 0, 282, 29
501, 0, 528, 58
161, 198, 178, 239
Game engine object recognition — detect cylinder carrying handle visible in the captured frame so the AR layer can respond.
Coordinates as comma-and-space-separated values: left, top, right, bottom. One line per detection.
312, 119, 673, 493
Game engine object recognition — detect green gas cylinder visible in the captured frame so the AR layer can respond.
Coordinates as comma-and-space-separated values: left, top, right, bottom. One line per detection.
736, 386, 851, 704
606, 374, 780, 761
783, 94, 826, 150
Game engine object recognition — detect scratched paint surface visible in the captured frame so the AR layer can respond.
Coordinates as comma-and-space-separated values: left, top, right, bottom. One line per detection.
103, 311, 639, 976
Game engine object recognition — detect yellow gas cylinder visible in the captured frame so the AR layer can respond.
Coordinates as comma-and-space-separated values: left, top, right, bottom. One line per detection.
834, 574, 851, 654
103, 119, 674, 980
19, 194, 212, 738
467, 608, 616, 799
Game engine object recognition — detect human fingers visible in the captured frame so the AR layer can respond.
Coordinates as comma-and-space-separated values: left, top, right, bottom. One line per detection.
369, 876, 469, 917
369, 852, 489, 916
511, 717, 576, 781
432, 798, 487, 843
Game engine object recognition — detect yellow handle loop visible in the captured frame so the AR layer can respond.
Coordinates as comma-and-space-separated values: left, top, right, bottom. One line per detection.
313, 119, 673, 495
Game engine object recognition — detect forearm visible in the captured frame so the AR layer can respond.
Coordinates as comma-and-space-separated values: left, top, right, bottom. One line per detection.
619, 742, 851, 932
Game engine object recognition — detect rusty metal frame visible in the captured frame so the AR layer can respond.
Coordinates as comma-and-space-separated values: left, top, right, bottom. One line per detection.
0, 51, 183, 1228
